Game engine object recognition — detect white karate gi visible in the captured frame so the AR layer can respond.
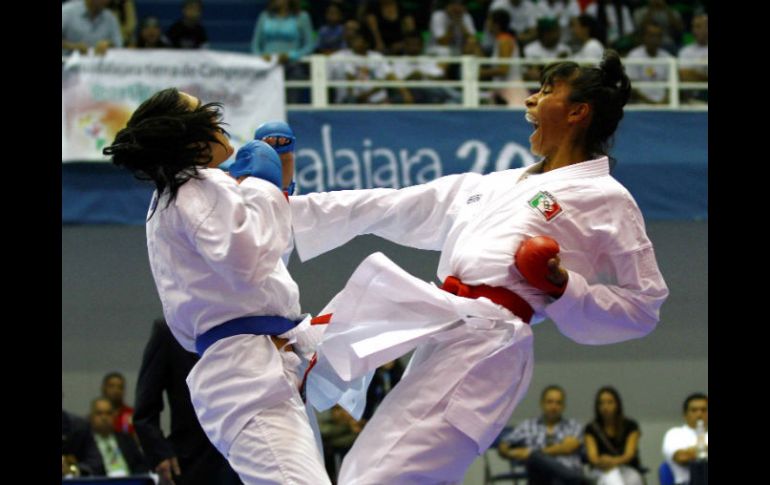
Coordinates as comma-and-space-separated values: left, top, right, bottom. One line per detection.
146, 168, 330, 485
291, 157, 669, 484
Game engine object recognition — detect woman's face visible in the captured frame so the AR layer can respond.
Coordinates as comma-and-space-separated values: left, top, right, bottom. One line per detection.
571, 18, 587, 42
524, 79, 575, 157
598, 391, 618, 420
179, 91, 234, 167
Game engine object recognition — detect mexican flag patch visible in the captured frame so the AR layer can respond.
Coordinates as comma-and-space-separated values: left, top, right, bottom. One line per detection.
528, 191, 563, 221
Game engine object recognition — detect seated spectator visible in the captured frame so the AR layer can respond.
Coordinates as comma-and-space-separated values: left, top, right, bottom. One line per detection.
62, 408, 105, 477
626, 21, 673, 104
329, 19, 363, 103
319, 405, 365, 483
429, 0, 477, 56
342, 32, 392, 104
662, 393, 708, 485
317, 3, 347, 54
584, 386, 645, 485
523, 18, 571, 82
388, 33, 450, 104
89, 397, 149, 477
479, 9, 527, 106
166, 0, 208, 49
486, 0, 539, 46
677, 13, 707, 103
570, 14, 605, 61
586, 0, 635, 53
101, 371, 134, 435
363, 0, 416, 55
109, 0, 137, 47
498, 385, 592, 485
62, 0, 123, 56
132, 16, 171, 48
632, 0, 683, 53
533, 0, 579, 49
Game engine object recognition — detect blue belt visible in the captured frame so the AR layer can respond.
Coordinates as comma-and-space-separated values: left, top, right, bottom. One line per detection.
195, 315, 299, 356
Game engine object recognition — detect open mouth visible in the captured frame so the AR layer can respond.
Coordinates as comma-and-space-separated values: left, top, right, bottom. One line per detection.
525, 112, 539, 134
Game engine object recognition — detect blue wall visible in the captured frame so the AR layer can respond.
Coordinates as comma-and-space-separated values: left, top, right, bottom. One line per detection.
62, 110, 707, 224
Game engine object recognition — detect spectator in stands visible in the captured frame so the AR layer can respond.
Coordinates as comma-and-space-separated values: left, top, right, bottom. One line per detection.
62, 0, 124, 56
342, 32, 392, 103
89, 397, 149, 477
498, 385, 591, 485
109, 0, 137, 47
134, 319, 242, 485
251, 0, 315, 103
465, 0, 494, 31
132, 16, 171, 48
389, 32, 451, 104
328, 19, 363, 103
62, 408, 105, 477
166, 0, 208, 49
662, 393, 708, 485
570, 14, 605, 60
632, 0, 683, 53
363, 0, 416, 55
429, 0, 477, 56
363, 360, 406, 419
486, 0, 539, 45
523, 18, 571, 83
584, 386, 645, 485
533, 0, 579, 50
316, 3, 347, 54
101, 371, 135, 435
626, 21, 673, 104
319, 405, 365, 484
677, 13, 707, 103
588, 0, 635, 53
479, 9, 527, 105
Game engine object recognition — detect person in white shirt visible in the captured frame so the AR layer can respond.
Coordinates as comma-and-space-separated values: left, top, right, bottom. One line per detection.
677, 14, 707, 103
430, 0, 477, 55
390, 32, 449, 104
662, 393, 709, 485
524, 18, 571, 82
571, 14, 605, 61
328, 19, 363, 104
534, 0, 580, 49
291, 50, 668, 484
102, 88, 330, 485
342, 32, 392, 104
626, 21, 673, 104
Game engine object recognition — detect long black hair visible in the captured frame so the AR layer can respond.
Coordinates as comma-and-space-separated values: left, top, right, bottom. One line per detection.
540, 49, 631, 161
593, 386, 626, 435
103, 88, 229, 207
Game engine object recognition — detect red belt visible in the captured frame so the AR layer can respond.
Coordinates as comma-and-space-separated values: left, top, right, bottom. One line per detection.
299, 279, 532, 401
441, 276, 533, 324
298, 313, 332, 403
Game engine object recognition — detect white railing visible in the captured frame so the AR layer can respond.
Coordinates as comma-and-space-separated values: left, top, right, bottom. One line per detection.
287, 55, 707, 110
63, 53, 708, 111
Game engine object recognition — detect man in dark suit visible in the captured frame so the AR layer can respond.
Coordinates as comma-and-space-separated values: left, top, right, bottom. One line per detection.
89, 397, 148, 476
134, 318, 241, 485
62, 408, 105, 477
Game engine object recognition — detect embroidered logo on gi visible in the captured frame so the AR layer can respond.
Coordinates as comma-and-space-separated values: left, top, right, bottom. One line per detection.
467, 194, 482, 204
528, 191, 563, 221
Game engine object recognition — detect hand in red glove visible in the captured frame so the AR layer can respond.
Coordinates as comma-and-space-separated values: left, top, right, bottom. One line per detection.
514, 236, 569, 297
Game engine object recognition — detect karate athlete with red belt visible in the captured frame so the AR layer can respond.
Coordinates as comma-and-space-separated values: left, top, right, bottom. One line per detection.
289, 51, 669, 485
